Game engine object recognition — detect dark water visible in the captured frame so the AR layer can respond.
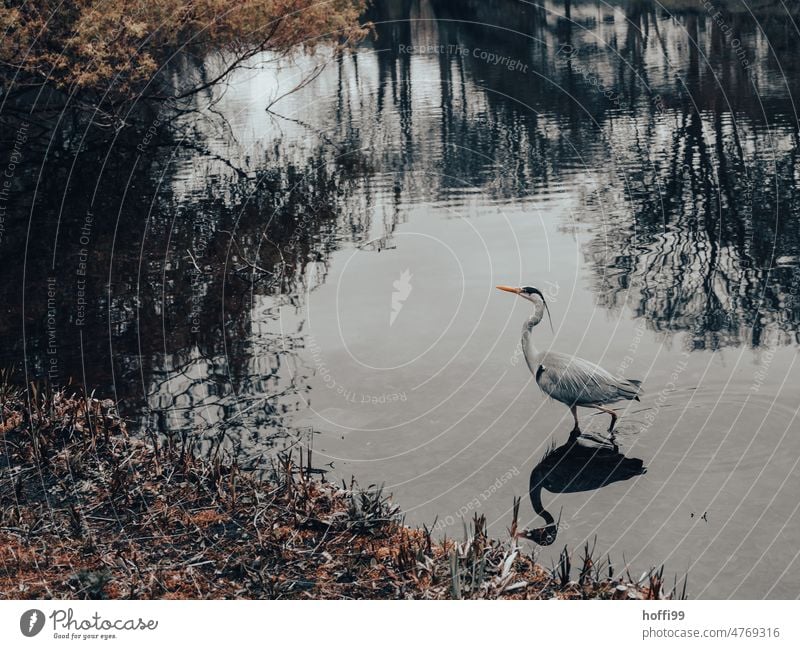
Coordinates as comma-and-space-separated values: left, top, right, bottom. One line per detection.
2, 0, 800, 597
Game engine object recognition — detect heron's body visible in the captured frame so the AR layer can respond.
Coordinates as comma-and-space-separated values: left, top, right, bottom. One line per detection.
498, 284, 643, 433
525, 348, 641, 408
535, 353, 640, 406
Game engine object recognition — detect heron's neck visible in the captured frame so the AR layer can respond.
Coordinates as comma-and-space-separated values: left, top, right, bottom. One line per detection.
528, 475, 555, 526
521, 318, 543, 374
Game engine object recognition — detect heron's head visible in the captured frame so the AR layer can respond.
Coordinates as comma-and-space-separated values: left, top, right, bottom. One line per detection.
496, 285, 553, 330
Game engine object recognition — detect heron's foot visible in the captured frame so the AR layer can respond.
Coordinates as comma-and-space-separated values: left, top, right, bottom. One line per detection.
607, 416, 618, 432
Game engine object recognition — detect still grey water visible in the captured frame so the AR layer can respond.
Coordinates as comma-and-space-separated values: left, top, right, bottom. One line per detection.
2, 0, 800, 597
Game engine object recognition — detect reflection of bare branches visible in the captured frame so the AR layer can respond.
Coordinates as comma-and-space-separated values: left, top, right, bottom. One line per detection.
585, 98, 800, 348
218, 229, 274, 279
151, 21, 287, 103
265, 59, 330, 113
175, 138, 251, 179
266, 106, 343, 152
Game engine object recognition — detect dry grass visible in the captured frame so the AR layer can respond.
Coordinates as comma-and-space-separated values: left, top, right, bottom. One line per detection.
0, 386, 680, 599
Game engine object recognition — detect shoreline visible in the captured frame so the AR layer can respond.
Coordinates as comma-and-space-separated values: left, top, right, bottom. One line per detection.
0, 389, 676, 599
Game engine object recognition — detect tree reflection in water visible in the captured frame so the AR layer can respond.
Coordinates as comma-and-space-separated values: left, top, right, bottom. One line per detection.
1, 0, 799, 452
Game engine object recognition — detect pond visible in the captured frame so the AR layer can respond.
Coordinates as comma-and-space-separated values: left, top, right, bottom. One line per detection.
2, 0, 800, 598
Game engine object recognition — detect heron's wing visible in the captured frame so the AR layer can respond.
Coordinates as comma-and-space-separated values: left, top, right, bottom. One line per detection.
536, 352, 641, 405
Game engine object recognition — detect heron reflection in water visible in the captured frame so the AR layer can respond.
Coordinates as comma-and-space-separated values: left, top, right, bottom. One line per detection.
517, 436, 646, 546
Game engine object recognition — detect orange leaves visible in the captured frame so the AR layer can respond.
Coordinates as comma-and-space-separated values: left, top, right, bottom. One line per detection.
1, 0, 368, 110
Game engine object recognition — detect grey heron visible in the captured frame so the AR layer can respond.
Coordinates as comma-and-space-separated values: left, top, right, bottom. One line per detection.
497, 285, 643, 435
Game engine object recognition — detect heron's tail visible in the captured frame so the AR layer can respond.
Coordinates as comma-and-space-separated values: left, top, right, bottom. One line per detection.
621, 378, 643, 401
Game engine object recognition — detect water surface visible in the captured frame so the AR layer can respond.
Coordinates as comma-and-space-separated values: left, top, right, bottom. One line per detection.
2, 0, 800, 598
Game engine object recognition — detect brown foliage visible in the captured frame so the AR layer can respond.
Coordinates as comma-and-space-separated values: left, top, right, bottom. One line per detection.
0, 0, 368, 112
0, 387, 671, 599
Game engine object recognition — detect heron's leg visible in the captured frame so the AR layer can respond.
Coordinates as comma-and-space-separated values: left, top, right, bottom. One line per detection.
569, 405, 581, 436
593, 405, 618, 432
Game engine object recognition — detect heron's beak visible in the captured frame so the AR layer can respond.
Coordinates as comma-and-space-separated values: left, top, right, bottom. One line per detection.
496, 285, 520, 294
